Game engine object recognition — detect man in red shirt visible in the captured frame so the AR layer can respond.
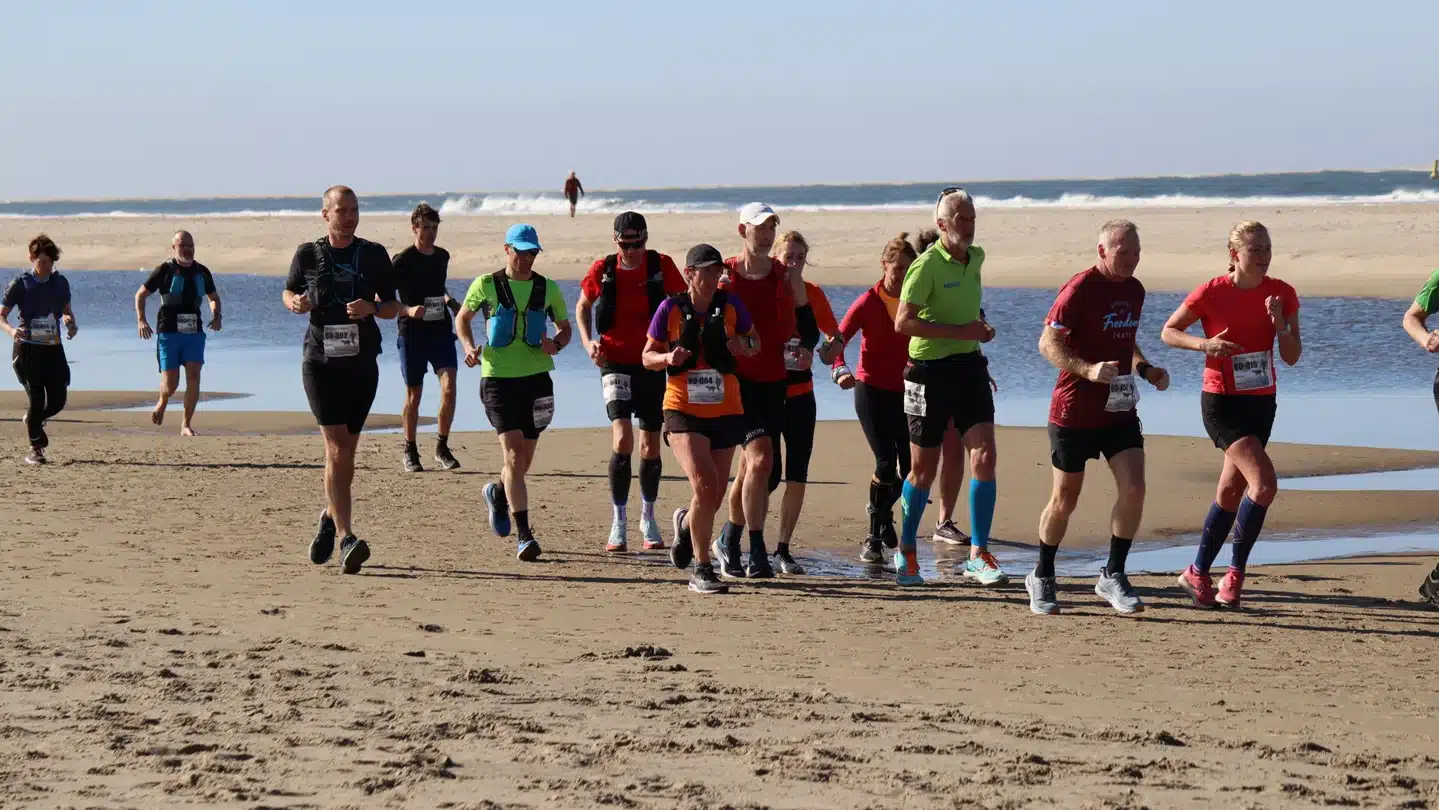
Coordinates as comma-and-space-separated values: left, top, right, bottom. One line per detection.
577, 212, 687, 553
564, 172, 584, 218
1030, 220, 1170, 616
712, 202, 815, 579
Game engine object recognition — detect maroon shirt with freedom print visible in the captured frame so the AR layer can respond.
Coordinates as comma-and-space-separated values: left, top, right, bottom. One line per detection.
1045, 266, 1146, 429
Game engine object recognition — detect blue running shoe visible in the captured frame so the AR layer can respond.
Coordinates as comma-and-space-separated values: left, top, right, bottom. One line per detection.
484, 483, 511, 538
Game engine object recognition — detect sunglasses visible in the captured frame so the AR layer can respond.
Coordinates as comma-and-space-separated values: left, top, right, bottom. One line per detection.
936, 186, 966, 203
617, 240, 646, 250
513, 248, 540, 257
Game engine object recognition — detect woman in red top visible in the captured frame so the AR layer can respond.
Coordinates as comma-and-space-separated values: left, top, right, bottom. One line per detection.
1161, 221, 1302, 609
833, 233, 918, 563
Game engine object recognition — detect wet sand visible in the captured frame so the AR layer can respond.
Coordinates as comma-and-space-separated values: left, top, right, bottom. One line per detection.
2, 411, 1438, 807
4, 203, 1437, 297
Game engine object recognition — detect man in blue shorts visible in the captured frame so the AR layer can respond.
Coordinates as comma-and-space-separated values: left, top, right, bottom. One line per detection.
136, 230, 221, 436
393, 203, 462, 472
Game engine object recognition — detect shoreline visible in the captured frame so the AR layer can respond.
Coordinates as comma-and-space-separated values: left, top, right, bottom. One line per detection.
3, 204, 1437, 297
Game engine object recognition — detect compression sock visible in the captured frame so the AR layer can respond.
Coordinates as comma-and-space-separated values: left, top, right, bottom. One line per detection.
1036, 543, 1059, 579
1230, 496, 1269, 573
969, 479, 997, 549
899, 480, 929, 550
1195, 502, 1237, 575
639, 457, 661, 518
1106, 535, 1134, 574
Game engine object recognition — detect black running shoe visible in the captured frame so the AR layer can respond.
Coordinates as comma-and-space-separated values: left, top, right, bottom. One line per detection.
310, 511, 336, 564
434, 442, 461, 471
859, 537, 885, 564
714, 537, 746, 579
23, 446, 46, 465
402, 445, 423, 473
746, 541, 774, 578
774, 549, 806, 575
339, 535, 370, 575
932, 519, 970, 546
689, 562, 729, 595
670, 508, 694, 570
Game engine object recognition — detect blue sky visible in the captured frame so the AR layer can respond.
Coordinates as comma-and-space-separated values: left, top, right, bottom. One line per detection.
3, 0, 1435, 199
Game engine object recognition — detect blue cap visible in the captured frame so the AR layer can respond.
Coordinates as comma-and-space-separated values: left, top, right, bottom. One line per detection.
504, 223, 542, 252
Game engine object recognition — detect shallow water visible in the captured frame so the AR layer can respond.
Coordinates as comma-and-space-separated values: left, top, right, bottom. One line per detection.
1282, 466, 1439, 491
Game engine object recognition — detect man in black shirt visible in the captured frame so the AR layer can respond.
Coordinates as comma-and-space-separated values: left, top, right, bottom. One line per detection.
282, 185, 399, 574
136, 230, 221, 436
392, 203, 462, 472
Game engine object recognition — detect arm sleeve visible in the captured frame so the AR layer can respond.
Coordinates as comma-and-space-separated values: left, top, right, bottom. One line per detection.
285, 246, 310, 294
1181, 283, 1208, 318
812, 286, 839, 336
900, 259, 930, 306
661, 256, 686, 295
463, 277, 489, 315
2, 278, 21, 308
1415, 270, 1439, 315
372, 247, 396, 302
1045, 282, 1082, 335
1283, 283, 1299, 317
201, 267, 217, 296
143, 265, 166, 292
646, 299, 673, 342
547, 279, 569, 323
579, 261, 603, 301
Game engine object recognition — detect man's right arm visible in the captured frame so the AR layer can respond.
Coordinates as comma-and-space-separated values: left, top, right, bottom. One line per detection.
1038, 326, 1103, 381
894, 301, 988, 341
1403, 300, 1438, 352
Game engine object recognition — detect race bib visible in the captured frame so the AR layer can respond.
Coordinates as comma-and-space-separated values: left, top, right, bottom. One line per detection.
532, 395, 555, 429
423, 296, 445, 321
322, 324, 360, 358
903, 380, 927, 417
176, 313, 199, 334
686, 369, 725, 405
28, 316, 57, 344
602, 372, 632, 403
1231, 350, 1273, 392
783, 337, 806, 372
1104, 374, 1139, 412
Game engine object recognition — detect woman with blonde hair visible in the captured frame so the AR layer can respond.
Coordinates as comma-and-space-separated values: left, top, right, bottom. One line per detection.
1161, 221, 1302, 609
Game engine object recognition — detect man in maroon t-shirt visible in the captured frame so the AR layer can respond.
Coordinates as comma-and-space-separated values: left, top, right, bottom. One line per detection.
576, 212, 686, 553
1029, 219, 1170, 617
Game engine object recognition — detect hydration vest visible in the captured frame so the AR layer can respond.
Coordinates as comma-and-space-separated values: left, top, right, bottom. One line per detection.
667, 292, 737, 375
159, 261, 203, 312
594, 251, 664, 335
485, 270, 550, 349
308, 236, 368, 307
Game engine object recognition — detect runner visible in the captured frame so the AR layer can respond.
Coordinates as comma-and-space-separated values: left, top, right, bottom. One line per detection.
713, 203, 815, 579
831, 233, 917, 563
283, 186, 399, 575
761, 230, 840, 574
576, 212, 686, 553
2, 234, 78, 465
1161, 220, 1301, 609
893, 187, 1005, 588
393, 203, 462, 473
457, 223, 571, 562
1401, 267, 1439, 606
564, 172, 584, 218
136, 230, 221, 436
1028, 220, 1171, 616
643, 243, 760, 594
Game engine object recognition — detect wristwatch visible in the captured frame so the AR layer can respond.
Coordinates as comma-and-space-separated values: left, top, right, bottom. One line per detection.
1135, 361, 1152, 381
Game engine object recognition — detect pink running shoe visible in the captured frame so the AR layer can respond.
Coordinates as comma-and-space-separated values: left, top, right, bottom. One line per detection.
1177, 565, 1217, 608
1216, 568, 1245, 609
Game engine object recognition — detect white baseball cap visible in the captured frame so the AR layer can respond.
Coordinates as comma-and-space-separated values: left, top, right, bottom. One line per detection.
738, 202, 779, 226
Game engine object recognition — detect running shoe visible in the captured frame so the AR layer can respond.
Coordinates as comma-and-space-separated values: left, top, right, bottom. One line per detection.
310, 510, 336, 565
606, 520, 628, 553
933, 519, 971, 546
859, 537, 885, 564
1095, 568, 1144, 615
640, 515, 665, 550
434, 442, 461, 471
516, 537, 542, 562
483, 483, 511, 538
402, 445, 423, 473
339, 535, 370, 575
894, 547, 924, 587
1419, 563, 1439, 607
669, 508, 693, 570
1177, 565, 1217, 608
1025, 570, 1060, 615
689, 562, 729, 595
869, 504, 899, 549
23, 446, 46, 466
774, 549, 806, 575
712, 537, 746, 579
746, 554, 775, 579
961, 550, 1009, 586
1216, 567, 1245, 609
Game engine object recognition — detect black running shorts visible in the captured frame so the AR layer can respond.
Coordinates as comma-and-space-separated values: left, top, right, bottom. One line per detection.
480, 372, 555, 440
601, 364, 665, 432
904, 352, 994, 448
1047, 420, 1145, 474
302, 356, 380, 435
1200, 392, 1277, 450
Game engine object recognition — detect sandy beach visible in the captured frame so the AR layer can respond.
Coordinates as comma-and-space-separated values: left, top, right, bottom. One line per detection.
2, 406, 1437, 807
3, 203, 1437, 298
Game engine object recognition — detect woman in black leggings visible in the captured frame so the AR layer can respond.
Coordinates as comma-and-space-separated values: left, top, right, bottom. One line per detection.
831, 233, 920, 562
2, 234, 78, 464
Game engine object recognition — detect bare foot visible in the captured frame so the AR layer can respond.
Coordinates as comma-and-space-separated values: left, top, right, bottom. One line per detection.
180, 426, 196, 437
151, 401, 167, 426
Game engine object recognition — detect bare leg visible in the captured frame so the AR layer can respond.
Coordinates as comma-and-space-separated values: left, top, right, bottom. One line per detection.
402, 384, 423, 443
180, 362, 202, 435
936, 425, 965, 523
1107, 448, 1146, 540
321, 425, 359, 537
436, 368, 457, 437
153, 369, 179, 426
778, 483, 806, 546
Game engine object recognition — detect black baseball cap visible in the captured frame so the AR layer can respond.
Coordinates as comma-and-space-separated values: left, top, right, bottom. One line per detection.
685, 243, 724, 269
613, 211, 648, 240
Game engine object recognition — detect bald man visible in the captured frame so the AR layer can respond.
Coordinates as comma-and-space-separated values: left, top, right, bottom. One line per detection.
137, 230, 221, 435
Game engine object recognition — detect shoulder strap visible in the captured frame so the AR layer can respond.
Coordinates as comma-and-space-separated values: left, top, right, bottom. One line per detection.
645, 251, 665, 311
602, 254, 618, 281
524, 272, 549, 316
491, 269, 516, 311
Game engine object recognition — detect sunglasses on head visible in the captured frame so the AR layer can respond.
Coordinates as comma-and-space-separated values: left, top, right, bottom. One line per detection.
937, 186, 966, 203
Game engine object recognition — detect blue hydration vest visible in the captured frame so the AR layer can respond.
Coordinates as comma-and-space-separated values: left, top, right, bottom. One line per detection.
485, 270, 550, 349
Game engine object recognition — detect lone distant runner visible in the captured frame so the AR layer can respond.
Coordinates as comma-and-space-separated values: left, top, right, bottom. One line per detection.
136, 230, 221, 436
564, 172, 584, 218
